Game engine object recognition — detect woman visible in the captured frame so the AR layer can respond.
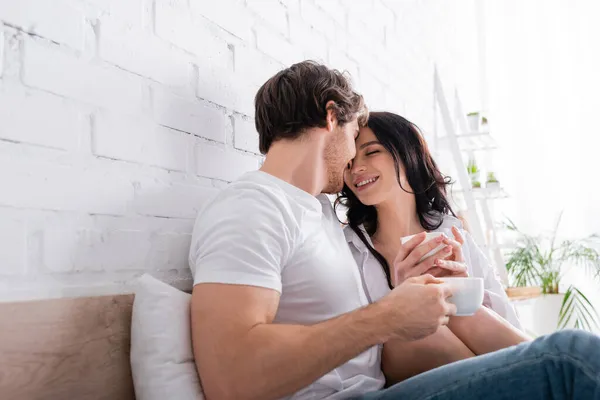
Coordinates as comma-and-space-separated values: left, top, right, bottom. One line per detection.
337, 111, 528, 384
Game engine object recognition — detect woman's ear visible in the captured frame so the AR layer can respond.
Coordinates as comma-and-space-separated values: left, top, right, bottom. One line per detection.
325, 100, 337, 132
397, 166, 413, 192
399, 174, 408, 188
397, 164, 408, 185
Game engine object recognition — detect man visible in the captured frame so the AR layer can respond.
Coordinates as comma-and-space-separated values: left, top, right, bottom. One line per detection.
188, 61, 600, 400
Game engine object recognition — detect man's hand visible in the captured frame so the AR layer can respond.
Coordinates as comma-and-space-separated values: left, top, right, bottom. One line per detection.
377, 274, 457, 342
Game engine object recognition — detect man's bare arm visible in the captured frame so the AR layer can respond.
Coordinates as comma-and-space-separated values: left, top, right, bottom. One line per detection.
191, 284, 387, 400
191, 275, 455, 400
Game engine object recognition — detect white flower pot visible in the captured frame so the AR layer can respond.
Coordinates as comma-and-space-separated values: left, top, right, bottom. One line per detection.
527, 294, 575, 336
467, 114, 480, 132
486, 181, 500, 190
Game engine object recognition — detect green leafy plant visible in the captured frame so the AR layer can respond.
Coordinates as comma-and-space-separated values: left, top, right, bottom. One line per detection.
505, 214, 600, 331
467, 111, 480, 117
467, 159, 480, 189
466, 158, 479, 176
482, 116, 489, 125
486, 172, 498, 183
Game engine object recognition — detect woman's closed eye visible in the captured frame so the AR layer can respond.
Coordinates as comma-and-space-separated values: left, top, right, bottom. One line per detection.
366, 150, 380, 156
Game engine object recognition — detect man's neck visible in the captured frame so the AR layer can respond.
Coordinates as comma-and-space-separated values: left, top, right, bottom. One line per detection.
372, 195, 423, 245
259, 136, 327, 197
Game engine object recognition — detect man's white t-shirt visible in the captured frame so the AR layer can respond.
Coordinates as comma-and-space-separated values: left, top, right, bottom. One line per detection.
189, 171, 385, 400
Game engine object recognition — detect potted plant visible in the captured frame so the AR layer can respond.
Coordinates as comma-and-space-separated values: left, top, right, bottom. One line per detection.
504, 214, 600, 334
481, 116, 489, 131
466, 158, 479, 182
466, 159, 481, 189
467, 111, 480, 132
486, 172, 500, 190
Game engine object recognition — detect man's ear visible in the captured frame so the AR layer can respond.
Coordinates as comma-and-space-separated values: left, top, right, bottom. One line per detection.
325, 100, 338, 132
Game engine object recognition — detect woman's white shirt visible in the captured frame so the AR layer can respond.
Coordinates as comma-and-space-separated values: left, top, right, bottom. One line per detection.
344, 215, 523, 330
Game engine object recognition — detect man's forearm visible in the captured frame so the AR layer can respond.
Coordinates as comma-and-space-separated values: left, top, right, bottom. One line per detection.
202, 303, 389, 400
447, 306, 530, 355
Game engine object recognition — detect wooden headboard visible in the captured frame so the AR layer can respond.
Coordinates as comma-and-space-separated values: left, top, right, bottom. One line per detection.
0, 294, 136, 400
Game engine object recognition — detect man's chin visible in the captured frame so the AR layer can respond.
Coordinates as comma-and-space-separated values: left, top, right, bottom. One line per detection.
322, 179, 344, 195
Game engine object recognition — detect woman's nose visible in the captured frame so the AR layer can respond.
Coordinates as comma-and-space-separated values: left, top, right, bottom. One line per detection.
351, 163, 366, 174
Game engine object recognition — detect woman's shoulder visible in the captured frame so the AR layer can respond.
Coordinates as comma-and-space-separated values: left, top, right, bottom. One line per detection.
342, 223, 355, 239
343, 224, 375, 252
431, 213, 464, 232
343, 223, 364, 243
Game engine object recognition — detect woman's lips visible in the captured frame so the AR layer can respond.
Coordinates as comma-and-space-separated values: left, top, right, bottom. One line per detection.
356, 176, 379, 192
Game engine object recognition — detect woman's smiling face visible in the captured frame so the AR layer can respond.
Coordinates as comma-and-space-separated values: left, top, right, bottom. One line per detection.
344, 126, 410, 206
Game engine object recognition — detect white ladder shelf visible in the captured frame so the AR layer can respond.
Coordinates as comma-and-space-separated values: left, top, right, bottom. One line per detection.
432, 67, 509, 285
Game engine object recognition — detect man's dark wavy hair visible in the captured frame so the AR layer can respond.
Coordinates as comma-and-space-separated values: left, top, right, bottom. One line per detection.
255, 60, 368, 154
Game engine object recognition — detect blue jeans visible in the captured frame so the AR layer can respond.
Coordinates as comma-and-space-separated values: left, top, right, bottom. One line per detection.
355, 330, 600, 400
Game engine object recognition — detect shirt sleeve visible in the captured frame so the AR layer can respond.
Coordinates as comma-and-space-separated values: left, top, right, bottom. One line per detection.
464, 231, 523, 330
189, 189, 296, 293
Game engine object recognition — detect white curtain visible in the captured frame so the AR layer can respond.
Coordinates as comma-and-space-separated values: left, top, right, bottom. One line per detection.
484, 0, 600, 329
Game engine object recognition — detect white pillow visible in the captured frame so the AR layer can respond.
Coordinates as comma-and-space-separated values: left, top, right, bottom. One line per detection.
130, 274, 204, 400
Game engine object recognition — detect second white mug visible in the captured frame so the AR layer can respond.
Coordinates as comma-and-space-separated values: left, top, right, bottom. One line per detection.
439, 277, 484, 316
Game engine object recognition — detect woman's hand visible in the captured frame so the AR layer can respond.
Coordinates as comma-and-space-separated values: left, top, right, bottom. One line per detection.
390, 232, 445, 286
443, 226, 465, 262
426, 226, 469, 278
390, 227, 470, 286
390, 232, 458, 285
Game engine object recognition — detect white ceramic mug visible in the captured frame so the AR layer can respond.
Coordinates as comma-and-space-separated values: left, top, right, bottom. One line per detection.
400, 232, 446, 262
439, 277, 484, 316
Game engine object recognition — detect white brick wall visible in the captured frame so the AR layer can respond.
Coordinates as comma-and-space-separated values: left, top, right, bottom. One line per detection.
0, 0, 480, 299
0, 83, 83, 150
0, 0, 86, 50
93, 111, 191, 172
22, 37, 146, 114
233, 114, 261, 154
195, 141, 259, 182
98, 14, 194, 92
0, 215, 26, 276
152, 86, 230, 143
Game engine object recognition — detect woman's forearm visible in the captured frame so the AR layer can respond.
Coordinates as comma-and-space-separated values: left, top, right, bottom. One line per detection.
382, 307, 529, 386
447, 306, 531, 355
382, 326, 475, 385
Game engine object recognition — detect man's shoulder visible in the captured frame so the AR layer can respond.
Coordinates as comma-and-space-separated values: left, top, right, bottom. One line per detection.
205, 181, 288, 215
198, 173, 307, 230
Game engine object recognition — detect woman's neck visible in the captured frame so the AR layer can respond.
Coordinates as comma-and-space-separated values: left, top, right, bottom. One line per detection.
372, 195, 423, 247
